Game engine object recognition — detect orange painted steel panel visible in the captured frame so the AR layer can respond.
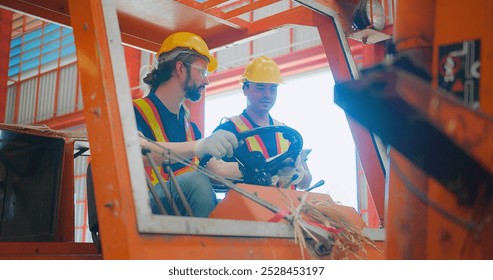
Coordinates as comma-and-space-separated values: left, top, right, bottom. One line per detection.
317, 18, 386, 224
0, 0, 390, 259
386, 148, 493, 259
210, 184, 338, 222
35, 110, 85, 130
335, 59, 493, 259
393, 0, 434, 52
68, 0, 136, 259
0, 10, 12, 123
0, 242, 101, 260
124, 46, 142, 99
432, 0, 493, 116
210, 184, 384, 260
385, 149, 428, 259
388, 69, 493, 180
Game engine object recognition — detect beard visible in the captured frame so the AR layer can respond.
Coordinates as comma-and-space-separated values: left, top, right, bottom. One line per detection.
183, 74, 203, 102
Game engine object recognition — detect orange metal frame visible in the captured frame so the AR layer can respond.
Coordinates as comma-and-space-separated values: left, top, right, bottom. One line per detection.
332, 0, 493, 260
0, 10, 12, 122
0, 0, 388, 259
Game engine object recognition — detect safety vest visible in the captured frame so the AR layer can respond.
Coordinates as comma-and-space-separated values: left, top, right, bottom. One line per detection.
228, 114, 294, 189
133, 98, 199, 185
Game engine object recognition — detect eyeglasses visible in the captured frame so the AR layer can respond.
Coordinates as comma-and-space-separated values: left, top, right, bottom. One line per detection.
184, 62, 208, 78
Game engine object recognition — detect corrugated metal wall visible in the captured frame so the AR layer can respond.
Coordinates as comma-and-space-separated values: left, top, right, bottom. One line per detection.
5, 86, 15, 123
74, 155, 91, 242
36, 70, 57, 122
56, 63, 80, 116
7, 15, 78, 125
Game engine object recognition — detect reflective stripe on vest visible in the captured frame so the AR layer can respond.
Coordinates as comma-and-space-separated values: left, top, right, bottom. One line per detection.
229, 115, 294, 189
133, 98, 198, 184
229, 115, 290, 157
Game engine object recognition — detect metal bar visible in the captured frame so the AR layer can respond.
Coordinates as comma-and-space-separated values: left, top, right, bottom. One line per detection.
315, 11, 386, 222
203, 0, 230, 11
223, 0, 280, 20
68, 0, 142, 259
164, 162, 194, 217
0, 9, 13, 123
52, 24, 64, 119
145, 173, 168, 215
142, 148, 180, 216
32, 22, 45, 123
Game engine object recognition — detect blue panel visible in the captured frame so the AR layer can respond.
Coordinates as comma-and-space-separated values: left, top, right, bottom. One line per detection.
10, 46, 21, 57
8, 55, 20, 67
10, 36, 22, 49
20, 58, 39, 72
9, 23, 75, 78
22, 38, 41, 53
44, 23, 59, 33
8, 65, 19, 77
21, 47, 41, 61
61, 45, 75, 57
41, 51, 59, 65
23, 28, 42, 42
42, 29, 62, 44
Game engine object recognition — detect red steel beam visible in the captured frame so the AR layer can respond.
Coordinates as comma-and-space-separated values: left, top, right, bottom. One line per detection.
0, 9, 12, 122
317, 16, 386, 224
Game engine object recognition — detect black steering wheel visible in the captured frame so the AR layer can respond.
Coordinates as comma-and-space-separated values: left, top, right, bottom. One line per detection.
200, 126, 303, 186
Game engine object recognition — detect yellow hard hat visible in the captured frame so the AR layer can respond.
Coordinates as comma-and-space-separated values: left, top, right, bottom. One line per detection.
240, 56, 283, 84
157, 32, 218, 72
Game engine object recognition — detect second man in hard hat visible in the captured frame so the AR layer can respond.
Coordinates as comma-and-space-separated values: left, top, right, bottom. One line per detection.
212, 56, 312, 190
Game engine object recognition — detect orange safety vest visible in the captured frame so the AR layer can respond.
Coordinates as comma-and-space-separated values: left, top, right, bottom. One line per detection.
133, 98, 199, 185
228, 114, 294, 189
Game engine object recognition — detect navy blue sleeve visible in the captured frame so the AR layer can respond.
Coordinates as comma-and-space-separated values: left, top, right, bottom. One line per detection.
213, 120, 237, 135
190, 122, 202, 140
134, 106, 155, 141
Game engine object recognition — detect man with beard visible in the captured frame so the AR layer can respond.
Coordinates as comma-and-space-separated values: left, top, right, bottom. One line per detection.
212, 56, 312, 190
134, 32, 238, 217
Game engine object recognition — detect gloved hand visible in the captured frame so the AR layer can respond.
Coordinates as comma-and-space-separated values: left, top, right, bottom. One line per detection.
275, 155, 305, 187
194, 130, 239, 159
277, 163, 304, 185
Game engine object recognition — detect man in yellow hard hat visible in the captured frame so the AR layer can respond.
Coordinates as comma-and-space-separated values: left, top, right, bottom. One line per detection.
212, 56, 312, 190
134, 32, 238, 217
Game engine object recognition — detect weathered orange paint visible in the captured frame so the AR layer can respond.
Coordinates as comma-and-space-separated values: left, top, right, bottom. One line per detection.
68, 0, 136, 259
432, 0, 493, 116
0, 10, 12, 123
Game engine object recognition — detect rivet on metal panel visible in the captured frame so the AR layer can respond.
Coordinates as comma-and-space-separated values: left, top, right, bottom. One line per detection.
90, 107, 101, 117
446, 119, 457, 134
430, 96, 440, 116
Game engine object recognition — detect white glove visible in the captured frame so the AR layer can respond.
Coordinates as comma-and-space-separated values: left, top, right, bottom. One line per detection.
194, 130, 239, 159
277, 163, 304, 186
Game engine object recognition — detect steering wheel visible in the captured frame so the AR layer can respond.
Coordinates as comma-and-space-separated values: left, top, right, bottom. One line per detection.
200, 126, 303, 186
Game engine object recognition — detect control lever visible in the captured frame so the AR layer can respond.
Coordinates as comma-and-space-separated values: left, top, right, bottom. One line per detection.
305, 180, 325, 192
